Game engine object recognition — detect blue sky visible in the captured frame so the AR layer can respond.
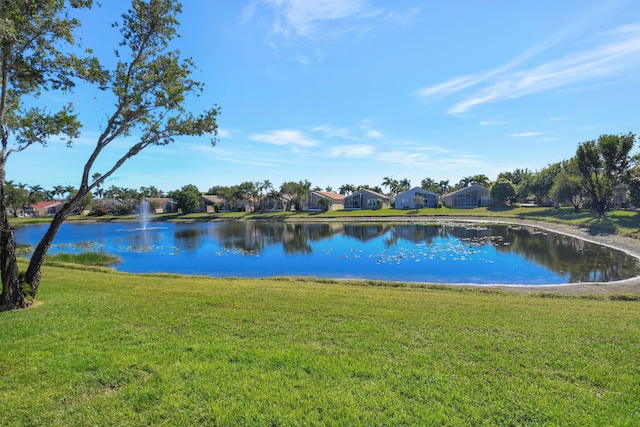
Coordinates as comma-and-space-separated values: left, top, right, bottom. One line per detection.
9, 0, 640, 193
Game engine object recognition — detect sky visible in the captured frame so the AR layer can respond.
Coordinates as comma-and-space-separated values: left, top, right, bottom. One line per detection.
8, 0, 640, 194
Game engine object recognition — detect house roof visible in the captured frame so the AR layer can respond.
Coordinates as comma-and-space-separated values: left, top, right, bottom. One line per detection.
201, 195, 223, 203
397, 187, 438, 197
30, 201, 63, 209
347, 189, 390, 199
443, 185, 488, 197
313, 191, 346, 201
144, 197, 175, 204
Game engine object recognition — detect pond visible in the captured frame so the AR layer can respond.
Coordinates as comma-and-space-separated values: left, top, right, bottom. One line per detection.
14, 221, 640, 285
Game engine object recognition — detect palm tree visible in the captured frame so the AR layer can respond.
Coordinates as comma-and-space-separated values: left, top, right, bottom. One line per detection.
52, 185, 65, 200
28, 185, 45, 204
63, 185, 75, 201
437, 180, 450, 195
398, 178, 411, 193
381, 176, 395, 193
457, 176, 472, 189
471, 174, 490, 187
339, 183, 356, 195
421, 177, 438, 193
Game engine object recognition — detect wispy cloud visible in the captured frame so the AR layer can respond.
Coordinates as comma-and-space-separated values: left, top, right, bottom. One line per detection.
479, 120, 506, 126
250, 130, 319, 147
243, 0, 379, 39
327, 144, 375, 158
417, 22, 640, 115
509, 132, 544, 137
217, 128, 231, 139
312, 121, 383, 141
241, 0, 419, 50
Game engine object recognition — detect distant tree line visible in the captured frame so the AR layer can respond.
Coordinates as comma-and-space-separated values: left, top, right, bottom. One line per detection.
6, 132, 638, 217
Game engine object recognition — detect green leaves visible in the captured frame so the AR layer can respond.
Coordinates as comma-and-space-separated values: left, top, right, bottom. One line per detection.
575, 133, 636, 214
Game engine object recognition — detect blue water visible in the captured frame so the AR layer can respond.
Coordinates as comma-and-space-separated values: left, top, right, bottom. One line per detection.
14, 221, 640, 285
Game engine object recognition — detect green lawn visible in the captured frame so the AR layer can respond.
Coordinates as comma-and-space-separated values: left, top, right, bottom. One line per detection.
1, 264, 639, 426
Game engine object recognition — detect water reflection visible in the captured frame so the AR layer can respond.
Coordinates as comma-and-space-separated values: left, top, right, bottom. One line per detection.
13, 221, 640, 284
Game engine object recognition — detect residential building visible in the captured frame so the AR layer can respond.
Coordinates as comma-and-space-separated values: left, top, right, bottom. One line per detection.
442, 185, 491, 208
305, 191, 346, 211
343, 189, 390, 210
394, 187, 438, 209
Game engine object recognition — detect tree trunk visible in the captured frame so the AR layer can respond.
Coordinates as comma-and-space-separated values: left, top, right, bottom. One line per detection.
0, 169, 29, 309
0, 225, 28, 310
23, 192, 86, 296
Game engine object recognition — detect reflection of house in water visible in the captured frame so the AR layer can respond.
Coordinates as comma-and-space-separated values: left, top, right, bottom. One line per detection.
385, 224, 442, 246
342, 224, 390, 242
445, 224, 493, 241
208, 222, 344, 255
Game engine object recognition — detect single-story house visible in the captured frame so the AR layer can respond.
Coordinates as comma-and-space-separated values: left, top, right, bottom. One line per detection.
343, 189, 390, 210
442, 185, 491, 208
258, 194, 286, 212
305, 191, 346, 211
394, 187, 438, 209
613, 184, 630, 210
94, 198, 126, 214
200, 195, 227, 212
142, 197, 177, 214
29, 201, 64, 217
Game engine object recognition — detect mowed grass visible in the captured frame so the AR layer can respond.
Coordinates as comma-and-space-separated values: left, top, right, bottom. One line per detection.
1, 265, 639, 426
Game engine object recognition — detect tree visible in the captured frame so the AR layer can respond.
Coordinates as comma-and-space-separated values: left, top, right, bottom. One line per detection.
139, 185, 164, 198
412, 194, 425, 210
421, 177, 438, 193
28, 185, 47, 204
498, 168, 533, 200
280, 180, 311, 211
470, 174, 490, 187
437, 180, 450, 195
490, 180, 516, 206
52, 185, 66, 200
238, 181, 259, 212
575, 132, 636, 215
381, 176, 398, 195
68, 188, 93, 214
215, 186, 239, 211
550, 170, 583, 212
1, 0, 219, 310
338, 183, 356, 195
317, 197, 332, 212
4, 182, 29, 217
169, 184, 201, 213
629, 177, 640, 208
456, 176, 472, 189
523, 163, 561, 206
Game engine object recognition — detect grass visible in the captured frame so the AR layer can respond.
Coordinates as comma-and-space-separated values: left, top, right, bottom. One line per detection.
1, 264, 639, 425
45, 252, 121, 267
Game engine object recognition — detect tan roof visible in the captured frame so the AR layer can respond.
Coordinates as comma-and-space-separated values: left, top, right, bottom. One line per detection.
315, 191, 346, 201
